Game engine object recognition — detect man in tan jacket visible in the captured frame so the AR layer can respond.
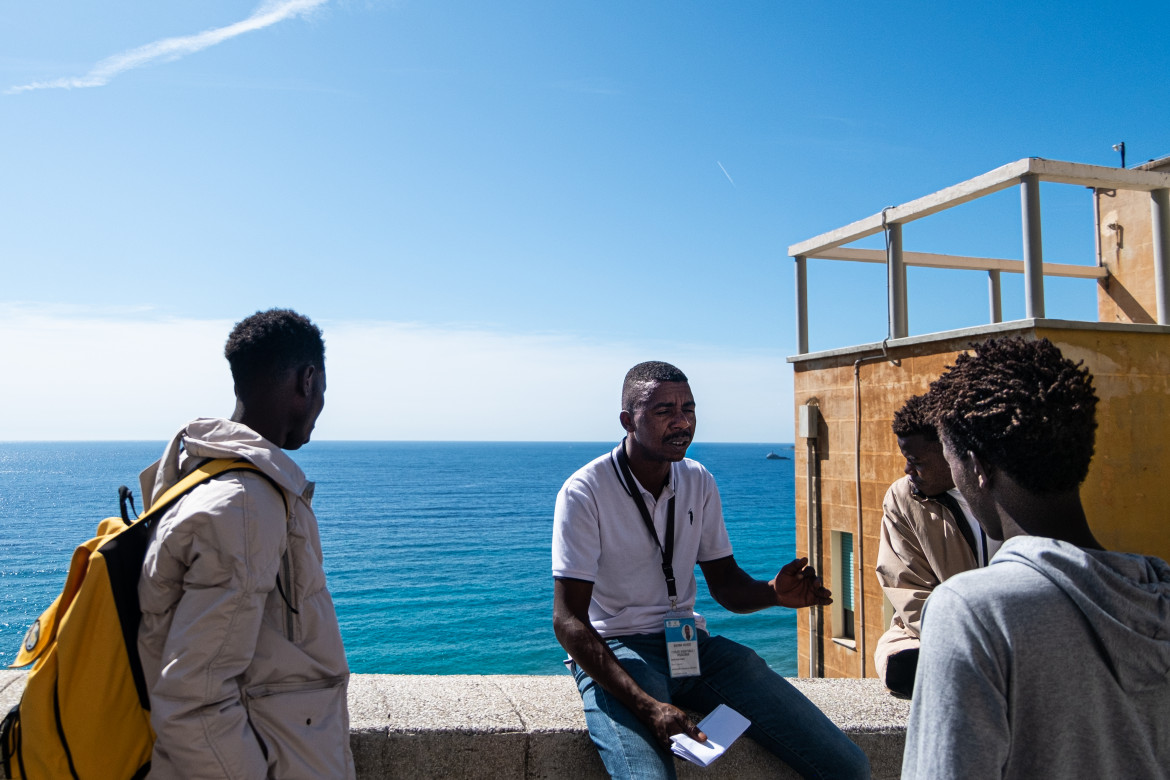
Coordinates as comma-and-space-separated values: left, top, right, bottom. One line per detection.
138, 309, 354, 779
874, 394, 998, 697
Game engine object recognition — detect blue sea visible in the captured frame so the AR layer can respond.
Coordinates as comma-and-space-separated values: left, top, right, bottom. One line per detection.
0, 442, 798, 675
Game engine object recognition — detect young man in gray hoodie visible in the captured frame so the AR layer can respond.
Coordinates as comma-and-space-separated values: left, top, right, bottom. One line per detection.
901, 337, 1170, 779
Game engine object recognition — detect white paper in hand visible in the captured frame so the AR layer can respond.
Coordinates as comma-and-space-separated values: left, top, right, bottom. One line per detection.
669, 704, 751, 767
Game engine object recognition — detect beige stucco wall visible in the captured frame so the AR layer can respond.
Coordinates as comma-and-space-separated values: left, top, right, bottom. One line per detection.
1095, 155, 1170, 324
1054, 326, 1170, 557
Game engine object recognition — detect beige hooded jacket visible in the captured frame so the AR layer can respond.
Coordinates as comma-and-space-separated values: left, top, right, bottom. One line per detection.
874, 476, 980, 683
137, 418, 354, 779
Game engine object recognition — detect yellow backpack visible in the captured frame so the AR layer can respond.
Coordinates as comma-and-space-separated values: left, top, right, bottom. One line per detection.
1, 459, 264, 780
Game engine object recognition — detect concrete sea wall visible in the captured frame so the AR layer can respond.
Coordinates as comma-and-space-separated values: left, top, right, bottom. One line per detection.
0, 671, 908, 778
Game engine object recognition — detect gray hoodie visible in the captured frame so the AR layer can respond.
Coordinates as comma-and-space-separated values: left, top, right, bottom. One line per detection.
902, 535, 1170, 779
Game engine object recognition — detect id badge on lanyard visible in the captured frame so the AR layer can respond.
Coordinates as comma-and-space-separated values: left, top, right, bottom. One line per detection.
616, 442, 701, 677
664, 608, 700, 677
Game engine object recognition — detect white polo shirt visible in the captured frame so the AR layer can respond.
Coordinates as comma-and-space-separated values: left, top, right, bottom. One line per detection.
552, 443, 733, 638
946, 488, 1003, 566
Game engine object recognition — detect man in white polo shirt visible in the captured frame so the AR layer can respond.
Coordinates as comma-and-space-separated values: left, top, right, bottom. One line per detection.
552, 361, 870, 780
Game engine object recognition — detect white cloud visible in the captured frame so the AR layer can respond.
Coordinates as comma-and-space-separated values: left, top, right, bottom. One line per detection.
0, 306, 794, 442
7, 0, 328, 94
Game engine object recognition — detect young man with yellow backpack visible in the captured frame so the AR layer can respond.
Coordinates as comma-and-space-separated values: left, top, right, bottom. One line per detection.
3, 308, 354, 779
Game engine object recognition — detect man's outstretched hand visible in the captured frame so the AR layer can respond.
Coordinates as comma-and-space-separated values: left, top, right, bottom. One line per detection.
771, 557, 832, 608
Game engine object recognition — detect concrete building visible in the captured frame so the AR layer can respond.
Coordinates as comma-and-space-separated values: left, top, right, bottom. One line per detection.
788, 155, 1170, 680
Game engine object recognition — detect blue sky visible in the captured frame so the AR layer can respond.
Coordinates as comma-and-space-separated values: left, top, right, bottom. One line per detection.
3, 1, 1168, 441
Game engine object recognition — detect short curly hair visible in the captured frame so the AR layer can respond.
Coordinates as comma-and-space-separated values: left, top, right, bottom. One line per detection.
622, 361, 688, 412
928, 337, 1097, 493
891, 393, 937, 441
224, 308, 325, 395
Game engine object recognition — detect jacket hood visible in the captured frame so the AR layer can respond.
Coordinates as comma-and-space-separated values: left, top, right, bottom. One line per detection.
140, 417, 309, 506
995, 536, 1170, 692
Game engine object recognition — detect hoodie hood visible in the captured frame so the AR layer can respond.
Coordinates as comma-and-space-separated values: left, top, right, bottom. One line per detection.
140, 418, 310, 506
994, 536, 1170, 692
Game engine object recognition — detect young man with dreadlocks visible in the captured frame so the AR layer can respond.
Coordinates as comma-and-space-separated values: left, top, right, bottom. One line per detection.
874, 393, 999, 698
902, 337, 1170, 779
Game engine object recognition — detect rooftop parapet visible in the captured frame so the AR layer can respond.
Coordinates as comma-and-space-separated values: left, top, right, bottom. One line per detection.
789, 156, 1170, 354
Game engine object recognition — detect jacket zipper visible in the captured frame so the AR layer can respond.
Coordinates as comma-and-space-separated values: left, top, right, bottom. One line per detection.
281, 548, 296, 641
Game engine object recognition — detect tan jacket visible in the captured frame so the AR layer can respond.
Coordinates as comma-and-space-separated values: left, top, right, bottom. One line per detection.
137, 418, 354, 780
874, 476, 979, 682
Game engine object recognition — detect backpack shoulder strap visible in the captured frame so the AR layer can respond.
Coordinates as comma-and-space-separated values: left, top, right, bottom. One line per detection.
141, 459, 265, 522
142, 458, 294, 608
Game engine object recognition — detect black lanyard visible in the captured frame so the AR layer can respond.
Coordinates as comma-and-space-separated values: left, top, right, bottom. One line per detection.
615, 442, 678, 607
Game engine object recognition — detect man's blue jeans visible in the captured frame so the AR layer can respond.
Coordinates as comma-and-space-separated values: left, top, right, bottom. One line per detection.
571, 631, 870, 780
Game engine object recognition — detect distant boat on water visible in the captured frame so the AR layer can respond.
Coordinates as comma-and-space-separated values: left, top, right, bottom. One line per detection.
765, 451, 789, 460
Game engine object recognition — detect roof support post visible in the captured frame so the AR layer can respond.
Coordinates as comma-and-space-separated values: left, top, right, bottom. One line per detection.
1150, 188, 1170, 325
795, 255, 809, 354
1020, 174, 1046, 318
886, 222, 908, 338
988, 270, 1002, 323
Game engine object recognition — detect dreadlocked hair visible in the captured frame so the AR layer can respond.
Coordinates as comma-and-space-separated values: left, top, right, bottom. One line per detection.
891, 393, 937, 440
928, 337, 1097, 493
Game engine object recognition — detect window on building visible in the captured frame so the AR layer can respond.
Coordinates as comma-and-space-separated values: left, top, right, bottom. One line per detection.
830, 531, 857, 645
840, 531, 855, 640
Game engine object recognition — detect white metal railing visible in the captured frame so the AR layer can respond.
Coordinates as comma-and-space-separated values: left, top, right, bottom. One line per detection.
789, 157, 1170, 354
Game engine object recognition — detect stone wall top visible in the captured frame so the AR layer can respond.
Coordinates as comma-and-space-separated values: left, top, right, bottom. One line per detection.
0, 671, 909, 779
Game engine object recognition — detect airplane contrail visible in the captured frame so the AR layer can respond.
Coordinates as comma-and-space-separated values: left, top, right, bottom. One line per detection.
7, 0, 328, 94
717, 161, 736, 187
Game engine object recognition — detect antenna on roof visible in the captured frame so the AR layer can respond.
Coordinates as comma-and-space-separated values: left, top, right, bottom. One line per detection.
1112, 142, 1126, 169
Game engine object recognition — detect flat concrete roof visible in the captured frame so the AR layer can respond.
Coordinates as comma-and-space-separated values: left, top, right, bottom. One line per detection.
787, 318, 1170, 364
